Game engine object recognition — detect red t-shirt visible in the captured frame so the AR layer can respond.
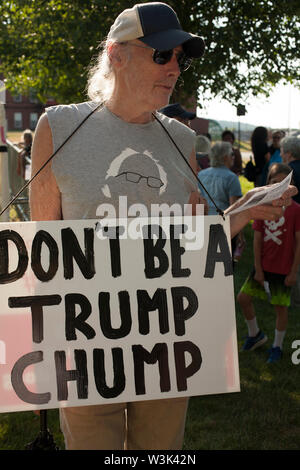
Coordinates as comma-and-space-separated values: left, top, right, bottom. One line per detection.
253, 201, 300, 275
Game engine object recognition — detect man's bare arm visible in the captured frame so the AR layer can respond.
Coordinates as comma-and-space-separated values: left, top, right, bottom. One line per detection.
29, 114, 62, 221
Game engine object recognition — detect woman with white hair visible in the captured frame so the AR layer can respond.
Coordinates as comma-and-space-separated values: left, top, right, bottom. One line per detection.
197, 141, 242, 215
197, 141, 245, 265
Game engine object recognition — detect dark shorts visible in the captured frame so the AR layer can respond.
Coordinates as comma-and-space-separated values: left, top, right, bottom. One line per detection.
240, 268, 291, 307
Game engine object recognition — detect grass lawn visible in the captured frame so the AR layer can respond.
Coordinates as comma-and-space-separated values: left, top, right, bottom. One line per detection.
0, 177, 299, 450
238, 140, 251, 152
6, 131, 24, 145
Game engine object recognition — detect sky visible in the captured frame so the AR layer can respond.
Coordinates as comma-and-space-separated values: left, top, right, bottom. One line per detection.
198, 82, 300, 131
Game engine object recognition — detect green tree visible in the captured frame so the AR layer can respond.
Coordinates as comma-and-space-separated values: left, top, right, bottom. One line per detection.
0, 0, 299, 106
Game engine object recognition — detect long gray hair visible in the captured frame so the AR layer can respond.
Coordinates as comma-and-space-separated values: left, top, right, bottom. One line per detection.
86, 39, 115, 103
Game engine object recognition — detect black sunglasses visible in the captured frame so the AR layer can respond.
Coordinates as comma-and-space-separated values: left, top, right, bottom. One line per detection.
125, 43, 193, 72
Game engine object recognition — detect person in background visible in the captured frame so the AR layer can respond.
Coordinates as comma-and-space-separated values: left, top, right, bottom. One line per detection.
269, 130, 283, 163
221, 130, 242, 175
195, 134, 211, 171
281, 136, 300, 308
281, 136, 300, 204
220, 133, 245, 262
237, 163, 300, 362
197, 141, 243, 265
197, 142, 242, 215
260, 130, 283, 186
159, 102, 196, 127
17, 129, 32, 180
250, 126, 270, 186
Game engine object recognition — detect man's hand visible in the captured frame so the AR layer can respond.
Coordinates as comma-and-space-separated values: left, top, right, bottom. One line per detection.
247, 184, 297, 221
247, 204, 284, 222
227, 184, 298, 218
230, 185, 298, 238
267, 184, 298, 209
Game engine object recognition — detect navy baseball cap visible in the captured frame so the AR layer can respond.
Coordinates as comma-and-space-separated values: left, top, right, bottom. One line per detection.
108, 2, 205, 58
159, 103, 196, 120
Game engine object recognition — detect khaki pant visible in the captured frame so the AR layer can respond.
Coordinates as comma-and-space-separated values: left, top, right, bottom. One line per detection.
60, 397, 189, 450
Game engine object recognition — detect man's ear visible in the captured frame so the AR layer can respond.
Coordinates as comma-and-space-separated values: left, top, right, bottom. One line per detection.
107, 42, 125, 68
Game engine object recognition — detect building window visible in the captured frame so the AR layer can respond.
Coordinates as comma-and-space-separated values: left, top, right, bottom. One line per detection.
30, 112, 38, 129
13, 94, 22, 103
14, 112, 23, 129
29, 89, 39, 104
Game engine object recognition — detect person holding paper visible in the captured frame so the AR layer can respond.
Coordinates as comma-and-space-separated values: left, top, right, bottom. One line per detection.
29, 2, 297, 451
250, 126, 270, 186
221, 130, 242, 175
237, 163, 300, 363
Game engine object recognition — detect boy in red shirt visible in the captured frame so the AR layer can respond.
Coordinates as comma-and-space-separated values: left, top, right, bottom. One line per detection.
237, 163, 300, 362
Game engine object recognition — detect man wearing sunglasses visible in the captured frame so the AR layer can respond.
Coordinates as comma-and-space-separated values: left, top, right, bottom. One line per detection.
30, 2, 296, 451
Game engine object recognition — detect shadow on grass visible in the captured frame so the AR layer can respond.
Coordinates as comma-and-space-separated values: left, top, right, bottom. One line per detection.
0, 409, 65, 450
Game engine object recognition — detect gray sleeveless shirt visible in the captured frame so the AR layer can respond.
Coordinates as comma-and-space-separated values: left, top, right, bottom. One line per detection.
46, 102, 198, 220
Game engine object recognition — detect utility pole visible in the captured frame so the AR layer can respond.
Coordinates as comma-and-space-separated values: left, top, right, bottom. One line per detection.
236, 103, 246, 149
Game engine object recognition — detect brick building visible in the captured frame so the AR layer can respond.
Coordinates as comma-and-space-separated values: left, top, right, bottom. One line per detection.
3, 84, 56, 131
5, 89, 41, 131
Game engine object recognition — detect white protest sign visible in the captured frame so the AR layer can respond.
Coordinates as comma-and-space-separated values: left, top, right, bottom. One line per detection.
0, 216, 240, 412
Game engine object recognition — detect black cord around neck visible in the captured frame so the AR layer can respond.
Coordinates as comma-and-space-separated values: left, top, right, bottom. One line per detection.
152, 112, 225, 218
1, 104, 225, 219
